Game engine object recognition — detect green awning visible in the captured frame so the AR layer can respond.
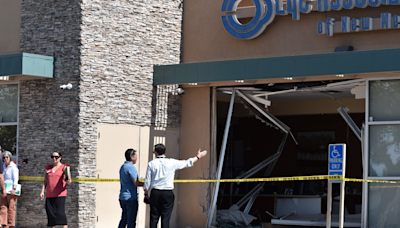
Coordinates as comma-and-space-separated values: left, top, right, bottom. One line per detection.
0, 53, 54, 80
153, 48, 400, 85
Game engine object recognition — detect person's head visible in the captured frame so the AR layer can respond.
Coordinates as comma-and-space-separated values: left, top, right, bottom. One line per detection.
51, 152, 62, 164
154, 144, 166, 155
2, 151, 13, 164
125, 149, 137, 164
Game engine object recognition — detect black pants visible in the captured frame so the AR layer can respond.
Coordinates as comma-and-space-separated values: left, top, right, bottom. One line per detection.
45, 197, 67, 227
150, 189, 174, 228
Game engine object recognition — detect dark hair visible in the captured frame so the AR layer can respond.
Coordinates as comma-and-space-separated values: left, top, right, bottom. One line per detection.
53, 152, 63, 161
125, 149, 136, 161
154, 144, 166, 155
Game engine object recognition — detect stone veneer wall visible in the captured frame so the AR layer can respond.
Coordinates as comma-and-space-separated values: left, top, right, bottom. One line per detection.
152, 84, 182, 128
78, 0, 183, 227
18, 0, 82, 227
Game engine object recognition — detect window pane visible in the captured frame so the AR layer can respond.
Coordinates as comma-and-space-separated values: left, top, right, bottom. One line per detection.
369, 80, 400, 121
0, 84, 18, 123
0, 125, 17, 155
368, 183, 400, 228
369, 125, 400, 177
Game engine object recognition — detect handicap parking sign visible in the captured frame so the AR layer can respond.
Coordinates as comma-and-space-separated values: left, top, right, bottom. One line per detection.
328, 144, 346, 182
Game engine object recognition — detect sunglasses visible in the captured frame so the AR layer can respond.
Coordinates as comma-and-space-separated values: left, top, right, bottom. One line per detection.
50, 156, 60, 159
2, 157, 8, 160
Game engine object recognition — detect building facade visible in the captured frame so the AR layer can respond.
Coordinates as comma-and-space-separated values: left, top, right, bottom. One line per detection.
154, 0, 400, 227
2, 0, 400, 227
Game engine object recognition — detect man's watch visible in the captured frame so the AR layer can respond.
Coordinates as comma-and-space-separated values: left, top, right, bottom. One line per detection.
196, 155, 200, 160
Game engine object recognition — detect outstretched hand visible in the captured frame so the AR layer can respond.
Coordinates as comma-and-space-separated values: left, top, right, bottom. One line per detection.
197, 149, 207, 159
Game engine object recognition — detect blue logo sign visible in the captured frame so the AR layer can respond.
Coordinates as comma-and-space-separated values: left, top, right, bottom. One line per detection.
221, 0, 276, 39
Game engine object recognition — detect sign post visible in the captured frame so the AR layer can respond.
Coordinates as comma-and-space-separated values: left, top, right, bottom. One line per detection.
326, 144, 346, 228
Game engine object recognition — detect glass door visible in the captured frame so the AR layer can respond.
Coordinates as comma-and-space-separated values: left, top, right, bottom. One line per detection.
0, 83, 19, 161
363, 78, 400, 228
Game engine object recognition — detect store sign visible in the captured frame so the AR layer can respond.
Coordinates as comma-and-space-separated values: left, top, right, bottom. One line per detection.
328, 144, 346, 182
221, 0, 400, 39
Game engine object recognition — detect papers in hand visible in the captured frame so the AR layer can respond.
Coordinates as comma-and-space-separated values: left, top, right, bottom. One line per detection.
64, 165, 71, 181
5, 182, 21, 196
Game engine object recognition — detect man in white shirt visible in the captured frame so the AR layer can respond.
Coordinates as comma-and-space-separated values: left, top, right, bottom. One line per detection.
143, 143, 207, 228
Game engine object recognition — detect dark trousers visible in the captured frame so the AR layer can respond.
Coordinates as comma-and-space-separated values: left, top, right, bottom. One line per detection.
118, 199, 138, 228
150, 189, 174, 228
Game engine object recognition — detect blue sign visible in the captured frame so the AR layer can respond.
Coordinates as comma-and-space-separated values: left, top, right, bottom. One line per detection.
221, 0, 276, 39
329, 163, 342, 170
329, 171, 343, 176
329, 144, 343, 168
328, 144, 346, 182
221, 0, 400, 39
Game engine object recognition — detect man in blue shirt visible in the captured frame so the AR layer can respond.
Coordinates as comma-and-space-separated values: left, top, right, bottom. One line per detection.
119, 149, 144, 228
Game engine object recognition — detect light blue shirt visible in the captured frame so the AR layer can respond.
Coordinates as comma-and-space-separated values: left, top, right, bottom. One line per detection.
144, 156, 194, 191
119, 161, 138, 201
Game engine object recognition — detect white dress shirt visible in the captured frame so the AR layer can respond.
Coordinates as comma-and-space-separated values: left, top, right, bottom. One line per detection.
144, 156, 194, 191
3, 162, 19, 185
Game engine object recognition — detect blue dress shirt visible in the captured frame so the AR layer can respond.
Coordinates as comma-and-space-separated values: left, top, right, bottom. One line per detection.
119, 161, 138, 201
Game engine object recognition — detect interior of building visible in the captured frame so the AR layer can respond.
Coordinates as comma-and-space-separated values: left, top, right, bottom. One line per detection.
214, 79, 365, 226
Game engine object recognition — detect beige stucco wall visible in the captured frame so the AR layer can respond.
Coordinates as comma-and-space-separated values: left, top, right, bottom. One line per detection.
0, 0, 21, 55
182, 0, 400, 63
179, 87, 210, 227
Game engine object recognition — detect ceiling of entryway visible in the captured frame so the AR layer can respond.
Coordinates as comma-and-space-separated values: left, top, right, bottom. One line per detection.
217, 79, 366, 101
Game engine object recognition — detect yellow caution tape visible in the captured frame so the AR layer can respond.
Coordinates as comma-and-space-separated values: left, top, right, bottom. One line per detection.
19, 175, 336, 183
18, 175, 400, 184
344, 178, 400, 183
19, 176, 121, 183
20, 176, 45, 181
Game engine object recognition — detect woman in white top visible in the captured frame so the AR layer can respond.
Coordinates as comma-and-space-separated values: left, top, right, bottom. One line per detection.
0, 151, 19, 228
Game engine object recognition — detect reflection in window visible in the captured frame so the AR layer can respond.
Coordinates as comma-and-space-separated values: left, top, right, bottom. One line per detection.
368, 183, 400, 227
0, 125, 17, 155
369, 80, 400, 121
0, 84, 18, 123
369, 125, 400, 177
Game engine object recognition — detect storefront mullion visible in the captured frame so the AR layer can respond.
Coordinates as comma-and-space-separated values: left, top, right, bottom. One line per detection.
0, 82, 19, 161
364, 77, 400, 228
